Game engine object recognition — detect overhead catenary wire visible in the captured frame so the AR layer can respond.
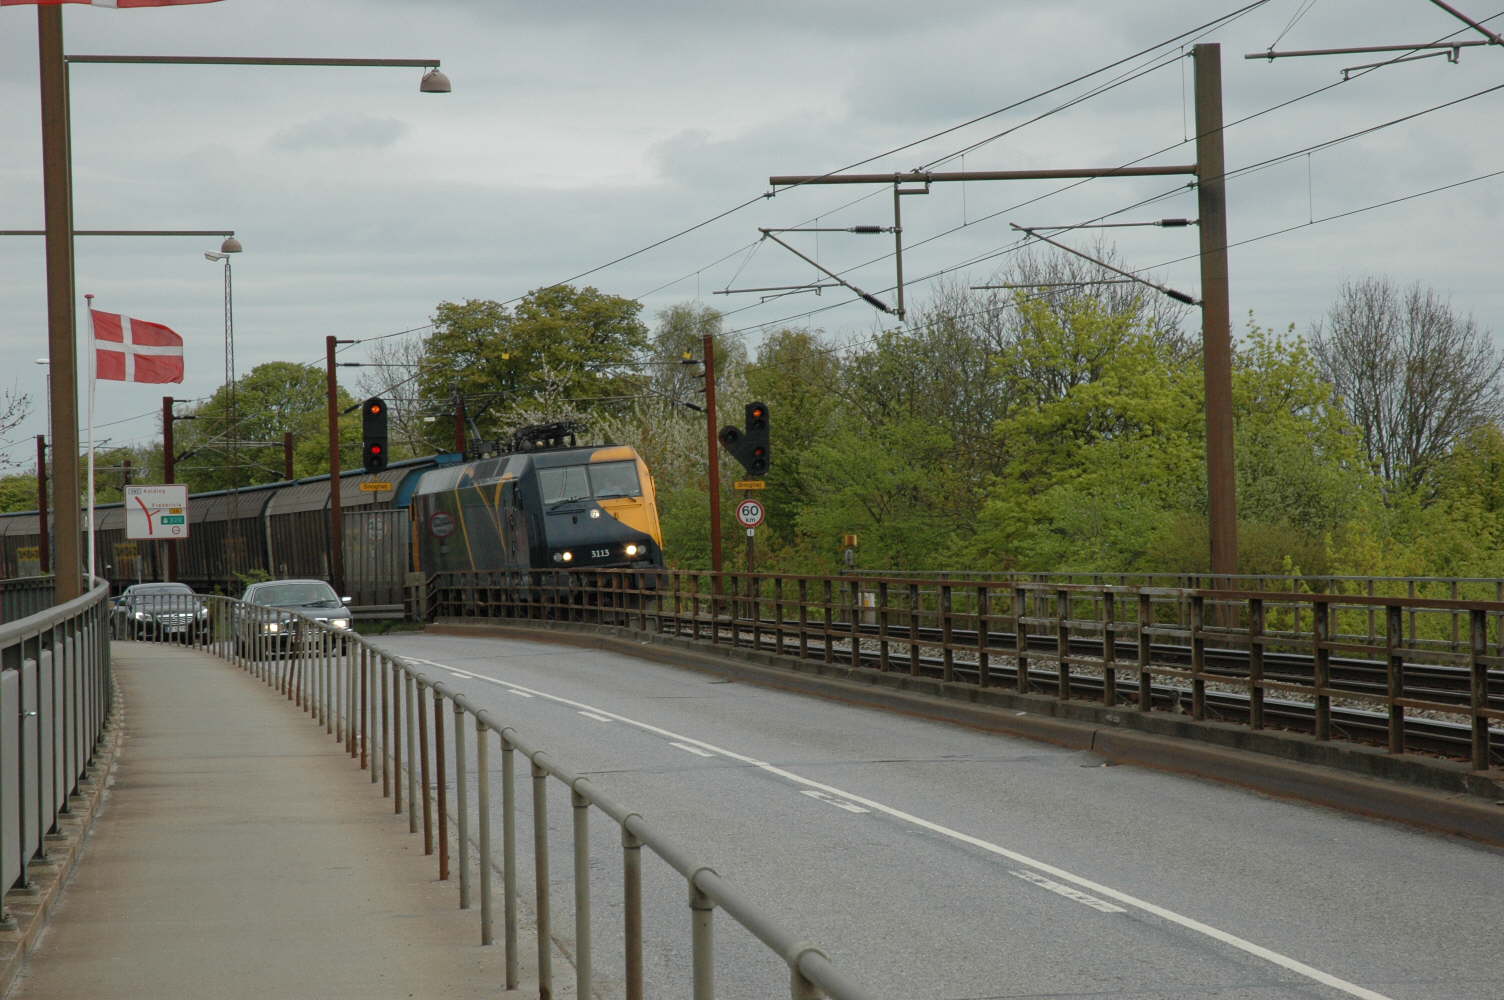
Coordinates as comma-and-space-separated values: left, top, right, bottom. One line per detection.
707, 13, 1504, 343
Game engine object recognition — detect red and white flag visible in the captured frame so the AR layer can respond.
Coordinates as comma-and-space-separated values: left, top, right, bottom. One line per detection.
1, 2, 223, 8
91, 309, 185, 384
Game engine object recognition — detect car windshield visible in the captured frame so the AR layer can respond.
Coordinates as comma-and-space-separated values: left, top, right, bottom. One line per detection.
538, 460, 641, 504
123, 585, 195, 605
253, 583, 342, 608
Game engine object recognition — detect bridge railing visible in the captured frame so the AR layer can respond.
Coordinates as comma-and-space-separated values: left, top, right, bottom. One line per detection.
123, 594, 873, 1000
1, 577, 111, 926
0, 576, 57, 625
426, 568, 1504, 772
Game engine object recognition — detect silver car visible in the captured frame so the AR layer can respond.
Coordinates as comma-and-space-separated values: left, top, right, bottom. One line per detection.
236, 579, 353, 655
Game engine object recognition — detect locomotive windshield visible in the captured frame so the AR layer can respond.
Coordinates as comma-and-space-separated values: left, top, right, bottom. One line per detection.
539, 460, 642, 504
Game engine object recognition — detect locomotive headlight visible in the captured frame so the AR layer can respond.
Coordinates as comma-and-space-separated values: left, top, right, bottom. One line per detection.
624, 543, 641, 557
589, 509, 601, 519
560, 550, 574, 562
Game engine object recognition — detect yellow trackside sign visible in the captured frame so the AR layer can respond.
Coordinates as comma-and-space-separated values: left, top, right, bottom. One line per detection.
360, 482, 394, 492
734, 480, 766, 490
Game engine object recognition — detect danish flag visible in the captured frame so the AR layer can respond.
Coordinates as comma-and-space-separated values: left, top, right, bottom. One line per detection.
91, 309, 185, 384
0, 2, 223, 8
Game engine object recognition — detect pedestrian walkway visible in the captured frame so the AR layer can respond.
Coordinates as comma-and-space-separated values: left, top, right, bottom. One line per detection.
5, 642, 522, 1000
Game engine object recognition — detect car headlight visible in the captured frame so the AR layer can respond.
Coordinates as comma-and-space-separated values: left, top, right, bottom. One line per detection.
133, 611, 149, 621
262, 622, 282, 634
332, 619, 351, 630
196, 607, 209, 618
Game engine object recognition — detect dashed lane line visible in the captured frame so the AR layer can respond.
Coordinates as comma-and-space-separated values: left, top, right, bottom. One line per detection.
397, 652, 1395, 1000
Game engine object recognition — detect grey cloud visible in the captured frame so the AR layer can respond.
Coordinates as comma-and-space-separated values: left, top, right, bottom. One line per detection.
269, 113, 409, 152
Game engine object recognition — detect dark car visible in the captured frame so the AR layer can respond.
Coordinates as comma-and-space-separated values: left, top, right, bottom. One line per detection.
111, 582, 207, 641
235, 579, 353, 655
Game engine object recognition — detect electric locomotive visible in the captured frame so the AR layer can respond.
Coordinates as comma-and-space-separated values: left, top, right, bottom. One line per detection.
410, 422, 664, 583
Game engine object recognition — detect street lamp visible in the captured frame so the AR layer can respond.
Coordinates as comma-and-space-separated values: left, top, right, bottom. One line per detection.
204, 238, 243, 472
33, 358, 51, 444
30, 1, 449, 599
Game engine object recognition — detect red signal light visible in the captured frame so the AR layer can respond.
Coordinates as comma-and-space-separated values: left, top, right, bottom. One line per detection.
369, 403, 382, 415
371, 444, 382, 454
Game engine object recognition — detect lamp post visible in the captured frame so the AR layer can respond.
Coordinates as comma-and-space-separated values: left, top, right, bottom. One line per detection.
204, 237, 243, 485
32, 1, 449, 598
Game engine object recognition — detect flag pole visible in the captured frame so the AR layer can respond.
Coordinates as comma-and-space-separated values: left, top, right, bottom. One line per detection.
85, 293, 97, 587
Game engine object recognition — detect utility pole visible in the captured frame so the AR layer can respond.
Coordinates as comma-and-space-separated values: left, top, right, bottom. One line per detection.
326, 336, 355, 595
1193, 43, 1237, 585
703, 333, 723, 582
36, 436, 50, 575
38, 8, 81, 599
453, 389, 467, 456
767, 42, 1239, 580
162, 396, 177, 582
283, 432, 295, 480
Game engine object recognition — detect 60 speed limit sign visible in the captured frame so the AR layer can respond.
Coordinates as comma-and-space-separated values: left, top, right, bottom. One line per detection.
735, 499, 765, 528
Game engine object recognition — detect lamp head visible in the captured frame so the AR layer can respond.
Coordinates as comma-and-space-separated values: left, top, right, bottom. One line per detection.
219, 236, 243, 254
419, 67, 451, 94
204, 251, 228, 262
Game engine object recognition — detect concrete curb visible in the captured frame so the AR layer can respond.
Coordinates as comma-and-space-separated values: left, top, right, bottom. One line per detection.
429, 618, 1504, 847
0, 683, 125, 998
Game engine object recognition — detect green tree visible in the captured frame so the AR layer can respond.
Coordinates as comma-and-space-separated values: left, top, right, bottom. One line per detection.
0, 474, 38, 513
174, 362, 358, 492
795, 416, 962, 571
415, 287, 650, 450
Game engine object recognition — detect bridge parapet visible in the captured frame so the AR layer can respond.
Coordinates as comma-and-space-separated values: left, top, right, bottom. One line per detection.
425, 568, 1504, 779
1, 577, 111, 925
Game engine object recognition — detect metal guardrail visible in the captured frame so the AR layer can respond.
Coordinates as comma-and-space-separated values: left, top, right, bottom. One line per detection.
127, 595, 872, 1000
0, 576, 57, 625
1, 577, 112, 926
425, 568, 1504, 771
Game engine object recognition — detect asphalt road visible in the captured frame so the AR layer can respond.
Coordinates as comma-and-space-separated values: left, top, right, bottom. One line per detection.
365, 630, 1504, 1000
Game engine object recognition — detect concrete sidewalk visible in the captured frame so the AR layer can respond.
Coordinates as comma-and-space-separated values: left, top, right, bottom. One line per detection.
5, 643, 521, 1000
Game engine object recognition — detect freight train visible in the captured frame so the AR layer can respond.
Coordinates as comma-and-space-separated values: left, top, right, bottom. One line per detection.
0, 428, 665, 610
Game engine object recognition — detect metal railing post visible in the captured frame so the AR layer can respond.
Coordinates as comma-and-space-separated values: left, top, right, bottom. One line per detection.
1313, 599, 1331, 741
477, 716, 494, 946
392, 660, 404, 815
433, 687, 448, 879
1469, 609, 1489, 769
501, 730, 519, 989
531, 758, 554, 997
418, 680, 434, 854
1249, 598, 1265, 729
405, 671, 419, 833
1386, 605, 1405, 754
572, 786, 592, 998
622, 823, 644, 1000
381, 654, 391, 797
690, 879, 715, 1000
454, 698, 470, 909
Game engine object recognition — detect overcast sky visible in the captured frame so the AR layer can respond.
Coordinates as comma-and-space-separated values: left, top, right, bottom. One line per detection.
2, 0, 1502, 468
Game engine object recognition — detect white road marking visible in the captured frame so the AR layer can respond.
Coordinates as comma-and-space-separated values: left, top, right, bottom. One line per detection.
393, 649, 1396, 1000
1010, 869, 1125, 914
800, 789, 870, 814
670, 742, 716, 758
578, 711, 612, 722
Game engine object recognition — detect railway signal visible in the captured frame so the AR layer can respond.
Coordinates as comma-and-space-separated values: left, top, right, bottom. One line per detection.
718, 401, 771, 476
362, 397, 389, 474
